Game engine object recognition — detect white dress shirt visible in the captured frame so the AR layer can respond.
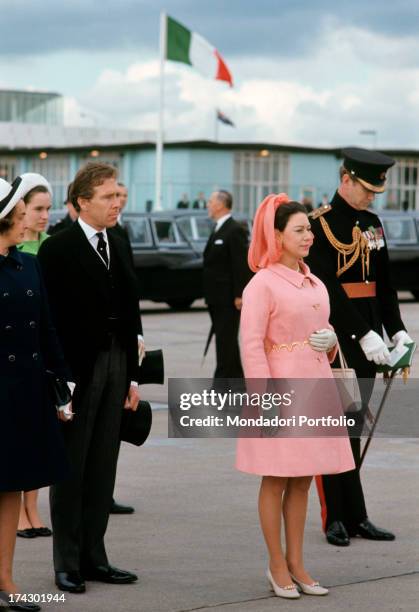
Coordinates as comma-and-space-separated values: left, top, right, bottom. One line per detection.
78, 217, 110, 267
214, 213, 232, 232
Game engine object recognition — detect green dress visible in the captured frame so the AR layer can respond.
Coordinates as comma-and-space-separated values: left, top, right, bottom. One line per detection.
17, 231, 49, 255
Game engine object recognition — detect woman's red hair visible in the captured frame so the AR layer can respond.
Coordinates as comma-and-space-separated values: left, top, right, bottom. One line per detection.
248, 193, 290, 272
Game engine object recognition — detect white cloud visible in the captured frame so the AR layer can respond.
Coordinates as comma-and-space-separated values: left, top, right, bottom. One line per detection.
66, 23, 419, 148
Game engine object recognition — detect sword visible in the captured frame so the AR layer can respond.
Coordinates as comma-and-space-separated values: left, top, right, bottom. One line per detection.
201, 324, 214, 367
359, 369, 397, 468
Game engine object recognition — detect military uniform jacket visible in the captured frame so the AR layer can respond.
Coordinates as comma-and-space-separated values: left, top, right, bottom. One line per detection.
306, 192, 404, 348
203, 217, 252, 305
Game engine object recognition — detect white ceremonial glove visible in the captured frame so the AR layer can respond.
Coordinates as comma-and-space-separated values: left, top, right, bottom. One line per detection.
359, 330, 391, 365
309, 328, 337, 352
391, 330, 413, 352
138, 334, 146, 366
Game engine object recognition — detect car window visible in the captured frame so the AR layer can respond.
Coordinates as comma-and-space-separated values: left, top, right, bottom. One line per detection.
153, 219, 178, 244
126, 218, 153, 245
195, 217, 214, 240
176, 217, 194, 240
382, 217, 417, 244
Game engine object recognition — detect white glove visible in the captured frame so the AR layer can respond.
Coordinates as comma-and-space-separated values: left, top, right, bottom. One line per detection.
359, 331, 391, 365
391, 330, 413, 352
309, 328, 337, 352
138, 334, 146, 366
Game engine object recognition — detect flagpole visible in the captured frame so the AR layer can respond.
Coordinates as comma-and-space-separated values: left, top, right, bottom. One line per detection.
155, 11, 166, 211
214, 109, 219, 142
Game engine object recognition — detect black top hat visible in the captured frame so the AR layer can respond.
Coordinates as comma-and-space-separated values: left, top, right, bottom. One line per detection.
341, 147, 395, 193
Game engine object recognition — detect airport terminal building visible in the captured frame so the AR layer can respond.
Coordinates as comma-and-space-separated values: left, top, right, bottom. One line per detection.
0, 89, 418, 214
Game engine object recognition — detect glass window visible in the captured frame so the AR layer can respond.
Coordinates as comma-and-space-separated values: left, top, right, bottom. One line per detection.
233, 151, 290, 216
153, 219, 178, 244
382, 217, 417, 243
125, 218, 152, 245
176, 217, 194, 240
194, 216, 214, 240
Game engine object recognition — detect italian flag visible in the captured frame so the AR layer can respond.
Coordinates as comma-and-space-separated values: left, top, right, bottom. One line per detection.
166, 16, 233, 87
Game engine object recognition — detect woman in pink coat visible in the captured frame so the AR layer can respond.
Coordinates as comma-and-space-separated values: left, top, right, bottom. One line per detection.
236, 194, 355, 599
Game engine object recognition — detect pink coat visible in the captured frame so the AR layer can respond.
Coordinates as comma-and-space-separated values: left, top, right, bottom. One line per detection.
236, 262, 355, 477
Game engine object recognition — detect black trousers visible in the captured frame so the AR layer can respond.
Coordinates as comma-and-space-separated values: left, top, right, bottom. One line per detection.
50, 335, 127, 571
208, 304, 243, 379
316, 341, 376, 533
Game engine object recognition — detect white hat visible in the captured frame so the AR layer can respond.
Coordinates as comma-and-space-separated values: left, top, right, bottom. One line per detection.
0, 173, 52, 220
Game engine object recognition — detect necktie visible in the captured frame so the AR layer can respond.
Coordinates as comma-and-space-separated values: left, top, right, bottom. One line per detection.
96, 232, 109, 267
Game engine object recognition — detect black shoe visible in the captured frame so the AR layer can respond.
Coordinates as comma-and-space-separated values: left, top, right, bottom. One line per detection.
32, 527, 52, 537
352, 519, 395, 541
16, 528, 37, 539
326, 521, 350, 546
0, 591, 41, 611
82, 565, 138, 584
55, 571, 86, 593
110, 500, 135, 514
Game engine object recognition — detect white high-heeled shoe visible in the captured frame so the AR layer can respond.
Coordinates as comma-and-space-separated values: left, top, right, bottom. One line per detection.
291, 575, 329, 596
266, 569, 300, 599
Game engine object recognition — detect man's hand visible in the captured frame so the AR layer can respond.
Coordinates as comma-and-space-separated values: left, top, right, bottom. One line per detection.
234, 297, 242, 310
57, 401, 74, 422
138, 335, 146, 366
124, 384, 140, 411
359, 330, 391, 365
392, 330, 413, 352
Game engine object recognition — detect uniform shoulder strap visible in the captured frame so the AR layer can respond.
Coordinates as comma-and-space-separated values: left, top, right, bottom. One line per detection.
309, 204, 332, 219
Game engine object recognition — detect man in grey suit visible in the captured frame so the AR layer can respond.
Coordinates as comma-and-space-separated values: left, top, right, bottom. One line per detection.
38, 163, 142, 594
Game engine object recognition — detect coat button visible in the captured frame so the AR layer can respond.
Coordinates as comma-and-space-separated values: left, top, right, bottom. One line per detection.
351, 334, 356, 339
26, 290, 34, 297
29, 321, 36, 328
32, 353, 39, 360
8, 354, 16, 362
5, 325, 12, 331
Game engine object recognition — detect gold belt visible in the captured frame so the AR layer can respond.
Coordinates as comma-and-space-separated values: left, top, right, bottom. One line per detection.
265, 340, 310, 353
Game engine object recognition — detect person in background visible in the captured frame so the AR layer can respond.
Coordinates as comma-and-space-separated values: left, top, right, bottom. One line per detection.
176, 193, 190, 209
17, 181, 52, 256
47, 183, 78, 236
110, 181, 145, 515
16, 176, 56, 541
192, 191, 206, 209
0, 174, 72, 612
203, 190, 252, 380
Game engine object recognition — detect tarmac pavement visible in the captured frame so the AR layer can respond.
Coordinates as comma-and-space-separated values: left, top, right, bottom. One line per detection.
12, 297, 419, 611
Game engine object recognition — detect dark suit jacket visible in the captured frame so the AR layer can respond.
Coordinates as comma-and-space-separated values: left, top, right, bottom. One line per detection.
203, 217, 252, 305
47, 214, 74, 236
38, 222, 142, 385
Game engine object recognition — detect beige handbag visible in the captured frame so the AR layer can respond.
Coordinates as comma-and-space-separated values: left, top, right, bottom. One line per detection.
332, 346, 361, 413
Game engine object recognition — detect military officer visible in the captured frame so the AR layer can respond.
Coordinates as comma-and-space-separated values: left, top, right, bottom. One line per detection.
306, 147, 412, 546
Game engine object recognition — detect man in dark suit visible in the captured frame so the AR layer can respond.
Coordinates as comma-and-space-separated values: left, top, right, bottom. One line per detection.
203, 190, 252, 379
38, 163, 142, 594
47, 183, 78, 235
109, 181, 144, 515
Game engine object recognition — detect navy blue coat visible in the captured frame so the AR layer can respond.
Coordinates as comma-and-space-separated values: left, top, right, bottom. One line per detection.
0, 248, 69, 492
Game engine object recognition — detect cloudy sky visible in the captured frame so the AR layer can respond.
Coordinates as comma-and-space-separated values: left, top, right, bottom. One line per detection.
1, 0, 418, 147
